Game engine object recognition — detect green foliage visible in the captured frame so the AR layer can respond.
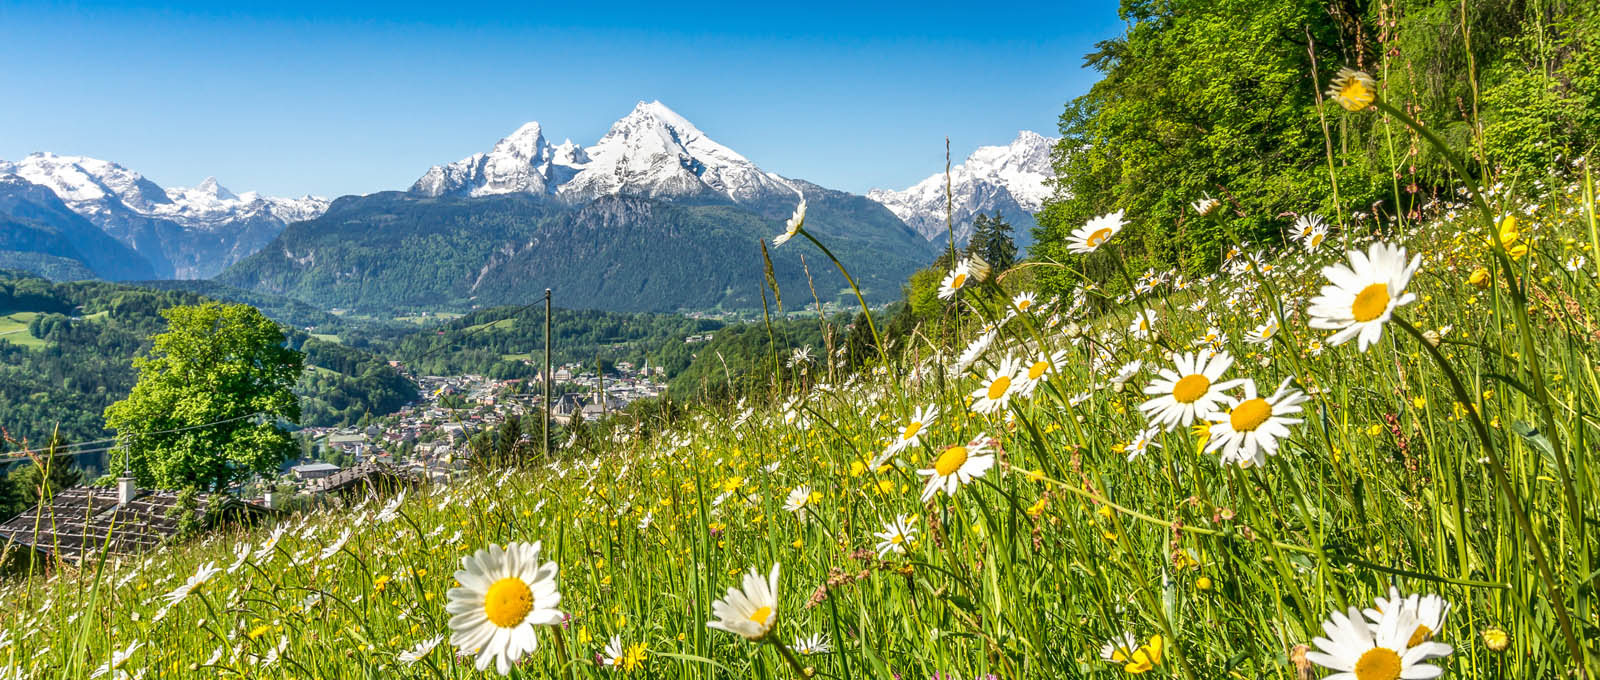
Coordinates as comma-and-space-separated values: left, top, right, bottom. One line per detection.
1033, 0, 1600, 293
385, 306, 721, 380
965, 212, 1017, 270
103, 302, 305, 492
0, 455, 82, 519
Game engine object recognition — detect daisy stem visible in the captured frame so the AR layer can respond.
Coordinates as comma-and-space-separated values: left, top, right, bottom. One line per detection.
1377, 95, 1584, 608
1393, 315, 1587, 670
997, 461, 1315, 555
768, 636, 811, 678
797, 229, 887, 367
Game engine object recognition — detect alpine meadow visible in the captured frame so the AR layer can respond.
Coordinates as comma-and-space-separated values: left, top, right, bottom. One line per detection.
2, 2, 1600, 680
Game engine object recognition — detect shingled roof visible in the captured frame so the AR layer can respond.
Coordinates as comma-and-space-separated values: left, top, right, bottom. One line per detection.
309, 461, 415, 495
0, 485, 267, 563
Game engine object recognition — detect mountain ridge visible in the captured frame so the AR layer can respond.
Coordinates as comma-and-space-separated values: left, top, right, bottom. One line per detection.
0, 153, 329, 279
867, 130, 1057, 246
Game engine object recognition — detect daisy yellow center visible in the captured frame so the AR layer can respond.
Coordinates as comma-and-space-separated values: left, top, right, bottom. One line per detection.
1310, 232, 1325, 247
483, 577, 534, 628
748, 606, 773, 626
901, 421, 923, 441
1340, 80, 1374, 109
1172, 374, 1211, 404
1229, 398, 1273, 432
1028, 361, 1049, 380
892, 534, 905, 544
1351, 283, 1391, 322
935, 446, 970, 476
1352, 647, 1402, 680
1017, 299, 1032, 310
986, 376, 1012, 400
1407, 624, 1433, 648
950, 273, 968, 289
1086, 227, 1113, 247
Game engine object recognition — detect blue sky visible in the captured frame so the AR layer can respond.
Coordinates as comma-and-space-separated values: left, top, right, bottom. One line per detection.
0, 1, 1123, 198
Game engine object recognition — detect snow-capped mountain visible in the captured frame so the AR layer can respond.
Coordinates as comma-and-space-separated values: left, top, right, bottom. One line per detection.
0, 153, 329, 278
867, 131, 1057, 246
411, 101, 801, 206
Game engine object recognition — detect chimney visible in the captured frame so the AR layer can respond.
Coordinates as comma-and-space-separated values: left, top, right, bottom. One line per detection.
116, 476, 137, 506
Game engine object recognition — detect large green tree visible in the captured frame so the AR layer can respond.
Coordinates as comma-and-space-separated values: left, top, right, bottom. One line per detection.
104, 302, 304, 491
1032, 0, 1600, 293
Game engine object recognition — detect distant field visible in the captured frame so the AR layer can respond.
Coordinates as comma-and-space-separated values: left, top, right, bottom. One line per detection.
0, 312, 44, 348
463, 317, 516, 332
309, 333, 342, 344
395, 312, 464, 324
500, 353, 532, 361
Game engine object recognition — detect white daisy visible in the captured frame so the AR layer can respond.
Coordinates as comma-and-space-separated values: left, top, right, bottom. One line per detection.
1193, 196, 1220, 216
884, 404, 939, 460
1307, 241, 1421, 351
1110, 359, 1143, 388
793, 633, 831, 655
397, 635, 443, 666
1011, 291, 1038, 313
707, 563, 781, 641
1364, 587, 1452, 654
1127, 309, 1158, 340
772, 198, 806, 247
1292, 214, 1325, 242
1016, 350, 1070, 397
1305, 604, 1451, 680
1067, 210, 1127, 254
873, 515, 918, 558
1327, 68, 1378, 112
970, 356, 1022, 414
90, 640, 142, 679
1244, 320, 1278, 346
1122, 427, 1163, 462
602, 635, 626, 668
1139, 351, 1244, 430
783, 486, 816, 515
1099, 632, 1140, 663
938, 260, 974, 300
952, 329, 997, 374
163, 561, 221, 607
1205, 377, 1310, 467
446, 542, 565, 675
917, 436, 996, 502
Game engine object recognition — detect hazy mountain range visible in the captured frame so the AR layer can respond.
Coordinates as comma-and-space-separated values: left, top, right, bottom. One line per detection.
1, 104, 1057, 313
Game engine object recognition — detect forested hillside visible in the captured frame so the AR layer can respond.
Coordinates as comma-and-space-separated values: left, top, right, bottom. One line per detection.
0, 273, 414, 454
382, 306, 722, 379
1033, 0, 1600, 289
217, 189, 937, 315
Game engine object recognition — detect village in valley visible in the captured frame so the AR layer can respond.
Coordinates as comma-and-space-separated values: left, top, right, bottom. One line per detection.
291, 360, 670, 489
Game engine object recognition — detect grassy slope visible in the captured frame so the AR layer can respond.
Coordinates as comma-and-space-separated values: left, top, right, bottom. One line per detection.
0, 312, 44, 348
2, 181, 1597, 679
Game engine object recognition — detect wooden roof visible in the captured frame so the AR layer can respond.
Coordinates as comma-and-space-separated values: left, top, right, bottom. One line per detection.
309, 461, 414, 495
0, 486, 263, 563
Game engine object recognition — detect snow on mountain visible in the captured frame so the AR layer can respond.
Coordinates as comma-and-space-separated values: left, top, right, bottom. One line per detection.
0, 152, 329, 278
867, 131, 1057, 245
410, 101, 800, 206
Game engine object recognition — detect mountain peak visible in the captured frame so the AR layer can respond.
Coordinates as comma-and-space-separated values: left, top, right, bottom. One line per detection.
411, 103, 798, 206
867, 130, 1060, 246
192, 176, 238, 201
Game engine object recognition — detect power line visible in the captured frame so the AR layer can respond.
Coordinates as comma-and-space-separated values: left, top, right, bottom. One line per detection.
3, 411, 271, 456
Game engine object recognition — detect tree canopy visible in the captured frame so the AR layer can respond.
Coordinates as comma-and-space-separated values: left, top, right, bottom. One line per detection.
104, 302, 304, 491
1032, 0, 1600, 292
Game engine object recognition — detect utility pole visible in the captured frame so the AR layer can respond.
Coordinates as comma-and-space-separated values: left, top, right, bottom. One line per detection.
543, 288, 551, 461
597, 354, 607, 417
